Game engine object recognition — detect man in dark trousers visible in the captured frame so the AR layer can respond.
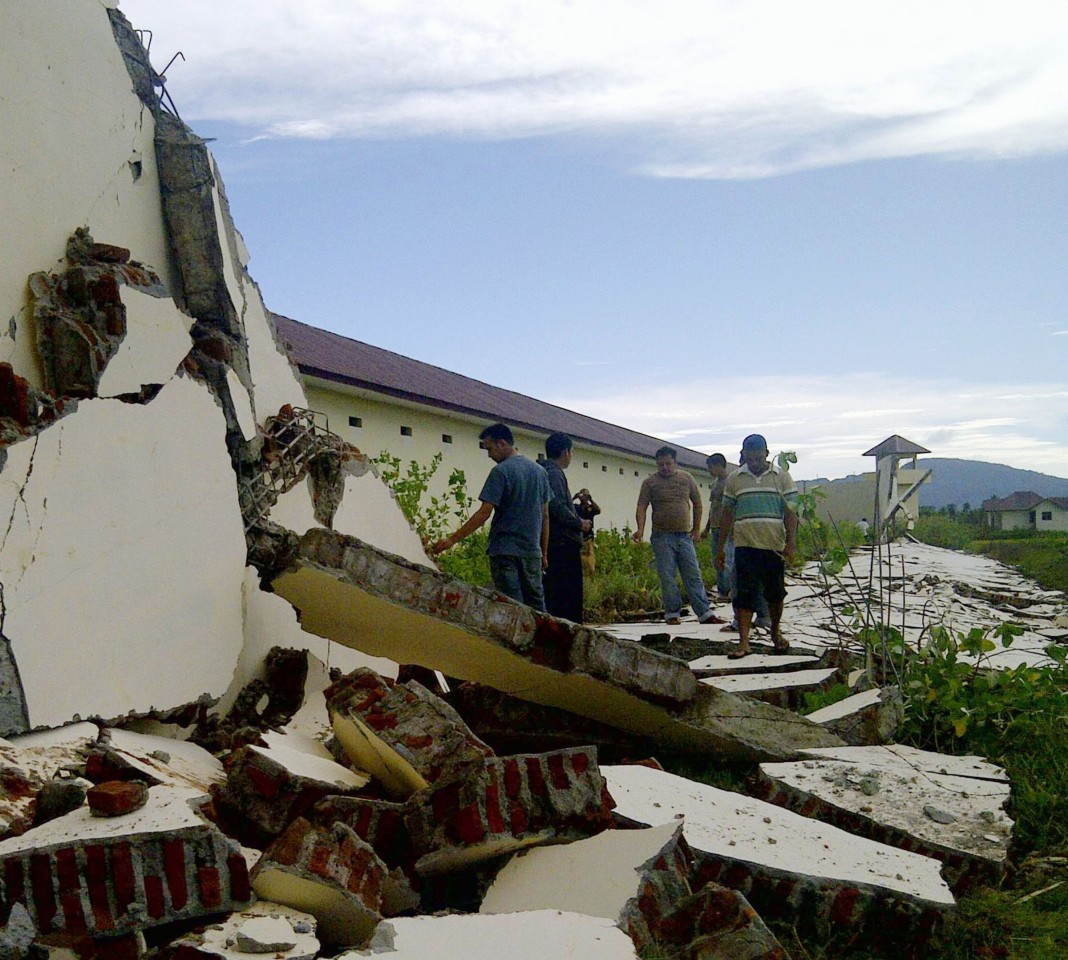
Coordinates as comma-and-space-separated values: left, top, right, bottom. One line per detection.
541, 432, 592, 621
431, 423, 551, 610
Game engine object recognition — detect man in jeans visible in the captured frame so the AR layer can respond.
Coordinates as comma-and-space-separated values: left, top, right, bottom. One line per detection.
633, 446, 720, 626
431, 423, 551, 610
701, 452, 731, 601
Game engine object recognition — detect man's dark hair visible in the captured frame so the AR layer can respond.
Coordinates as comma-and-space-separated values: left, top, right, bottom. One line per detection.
545, 432, 573, 460
479, 423, 514, 444
706, 453, 727, 468
654, 446, 677, 461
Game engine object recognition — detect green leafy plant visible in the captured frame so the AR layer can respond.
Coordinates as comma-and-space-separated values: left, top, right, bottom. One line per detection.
374, 450, 474, 545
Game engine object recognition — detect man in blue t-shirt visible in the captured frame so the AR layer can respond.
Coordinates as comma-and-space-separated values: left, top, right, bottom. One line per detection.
431, 423, 552, 610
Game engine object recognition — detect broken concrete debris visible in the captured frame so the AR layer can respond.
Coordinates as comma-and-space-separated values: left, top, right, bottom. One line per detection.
0, 2, 1044, 956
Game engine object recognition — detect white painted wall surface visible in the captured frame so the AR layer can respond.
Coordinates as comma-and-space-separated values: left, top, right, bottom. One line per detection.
0, 0, 178, 386
302, 380, 720, 532
1035, 502, 1068, 532
0, 377, 247, 729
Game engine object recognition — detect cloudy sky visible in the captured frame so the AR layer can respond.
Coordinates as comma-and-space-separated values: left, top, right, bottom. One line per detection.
120, 0, 1068, 480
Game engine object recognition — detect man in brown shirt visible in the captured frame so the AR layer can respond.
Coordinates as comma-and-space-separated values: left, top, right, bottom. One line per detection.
633, 446, 718, 626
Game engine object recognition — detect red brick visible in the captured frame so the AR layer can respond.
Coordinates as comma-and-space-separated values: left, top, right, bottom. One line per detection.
830, 887, 861, 926
431, 782, 461, 823
85, 846, 113, 932
87, 781, 148, 817
525, 757, 548, 797
5, 857, 25, 906
509, 802, 528, 835
354, 805, 374, 839
570, 751, 590, 778
144, 874, 165, 920
503, 759, 522, 799
244, 763, 282, 799
454, 804, 487, 845
485, 781, 505, 835
163, 839, 188, 910
227, 854, 251, 903
308, 845, 333, 878
547, 754, 570, 790
56, 848, 86, 932
30, 853, 57, 931
198, 866, 222, 909
110, 843, 136, 916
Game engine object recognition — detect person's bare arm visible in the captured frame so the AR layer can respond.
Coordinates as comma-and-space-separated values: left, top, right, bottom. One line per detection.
633, 502, 648, 542
431, 501, 494, 555
716, 505, 734, 570
689, 482, 703, 542
540, 502, 550, 570
784, 508, 798, 563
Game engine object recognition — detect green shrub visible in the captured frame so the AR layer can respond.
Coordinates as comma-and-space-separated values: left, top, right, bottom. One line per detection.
912, 514, 979, 550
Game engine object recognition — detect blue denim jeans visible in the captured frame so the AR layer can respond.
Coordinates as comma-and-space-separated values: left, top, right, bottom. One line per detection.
709, 530, 730, 597
650, 531, 710, 620
489, 555, 546, 611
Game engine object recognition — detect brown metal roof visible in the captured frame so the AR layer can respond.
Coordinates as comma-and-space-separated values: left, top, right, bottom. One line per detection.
272, 314, 710, 469
981, 491, 1044, 512
862, 435, 931, 458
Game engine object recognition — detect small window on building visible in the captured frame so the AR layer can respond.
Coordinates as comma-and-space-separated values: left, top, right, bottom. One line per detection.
348, 416, 362, 428
442, 434, 452, 444
400, 426, 413, 437
619, 468, 624, 475
1029, 511, 1036, 523
583, 462, 589, 469
601, 465, 608, 472
634, 471, 639, 477
1042, 511, 1053, 521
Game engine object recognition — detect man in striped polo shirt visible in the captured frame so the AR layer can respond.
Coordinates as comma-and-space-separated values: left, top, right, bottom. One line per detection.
715, 434, 798, 657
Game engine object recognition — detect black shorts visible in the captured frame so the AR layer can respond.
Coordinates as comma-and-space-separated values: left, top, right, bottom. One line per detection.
734, 546, 786, 610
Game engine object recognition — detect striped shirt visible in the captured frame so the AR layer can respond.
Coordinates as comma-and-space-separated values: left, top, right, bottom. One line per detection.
723, 463, 798, 552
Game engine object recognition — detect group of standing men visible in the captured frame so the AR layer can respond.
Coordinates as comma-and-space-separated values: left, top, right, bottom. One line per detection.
431, 424, 797, 657
430, 424, 593, 622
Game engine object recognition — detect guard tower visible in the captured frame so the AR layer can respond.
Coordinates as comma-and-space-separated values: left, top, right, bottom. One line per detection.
862, 435, 931, 541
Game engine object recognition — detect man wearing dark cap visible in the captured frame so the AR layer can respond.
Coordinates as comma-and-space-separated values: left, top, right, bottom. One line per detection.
716, 434, 798, 657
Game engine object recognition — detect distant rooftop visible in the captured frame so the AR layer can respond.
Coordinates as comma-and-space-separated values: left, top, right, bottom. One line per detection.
863, 435, 931, 458
272, 314, 710, 469
983, 491, 1068, 512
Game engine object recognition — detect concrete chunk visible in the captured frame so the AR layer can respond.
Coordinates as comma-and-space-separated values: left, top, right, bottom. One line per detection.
806, 687, 904, 745
405, 747, 614, 875
604, 764, 953, 940
217, 741, 368, 840
480, 821, 690, 952
756, 744, 1013, 889
167, 902, 320, 960
250, 817, 386, 948
266, 529, 842, 761
0, 785, 252, 938
327, 669, 493, 799
338, 911, 642, 959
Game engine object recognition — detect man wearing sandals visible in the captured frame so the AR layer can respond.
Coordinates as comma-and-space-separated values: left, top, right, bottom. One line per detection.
715, 434, 798, 657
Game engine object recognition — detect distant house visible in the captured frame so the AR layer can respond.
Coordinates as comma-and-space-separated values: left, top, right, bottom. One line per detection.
982, 492, 1068, 532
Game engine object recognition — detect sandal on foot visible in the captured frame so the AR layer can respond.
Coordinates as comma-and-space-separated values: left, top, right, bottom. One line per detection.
771, 642, 792, 655
720, 623, 738, 633
665, 616, 682, 626
727, 647, 751, 659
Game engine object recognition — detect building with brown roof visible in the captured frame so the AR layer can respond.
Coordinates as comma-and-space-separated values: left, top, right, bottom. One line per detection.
272, 315, 716, 530
982, 492, 1068, 532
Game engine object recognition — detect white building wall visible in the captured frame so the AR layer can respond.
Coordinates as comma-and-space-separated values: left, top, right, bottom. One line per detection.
1035, 503, 1068, 533
302, 379, 719, 532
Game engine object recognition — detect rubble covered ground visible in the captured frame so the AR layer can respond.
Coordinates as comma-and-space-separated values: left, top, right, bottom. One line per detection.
0, 3, 1064, 958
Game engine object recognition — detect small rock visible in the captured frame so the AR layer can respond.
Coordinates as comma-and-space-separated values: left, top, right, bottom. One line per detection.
922, 804, 957, 825
234, 916, 298, 953
150, 750, 172, 764
33, 779, 88, 826
979, 810, 997, 823
87, 780, 149, 817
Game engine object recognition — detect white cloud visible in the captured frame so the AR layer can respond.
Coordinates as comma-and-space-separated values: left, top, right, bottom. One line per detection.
120, 0, 1068, 178
547, 373, 1068, 479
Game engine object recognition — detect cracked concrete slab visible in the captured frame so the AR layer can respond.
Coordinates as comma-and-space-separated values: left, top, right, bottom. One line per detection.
168, 902, 320, 960
0, 784, 252, 937
604, 764, 953, 936
756, 745, 1012, 889
267, 528, 842, 761
480, 821, 688, 950
341, 911, 642, 959
0, 376, 246, 733
96, 286, 193, 398
97, 727, 225, 794
805, 687, 904, 745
